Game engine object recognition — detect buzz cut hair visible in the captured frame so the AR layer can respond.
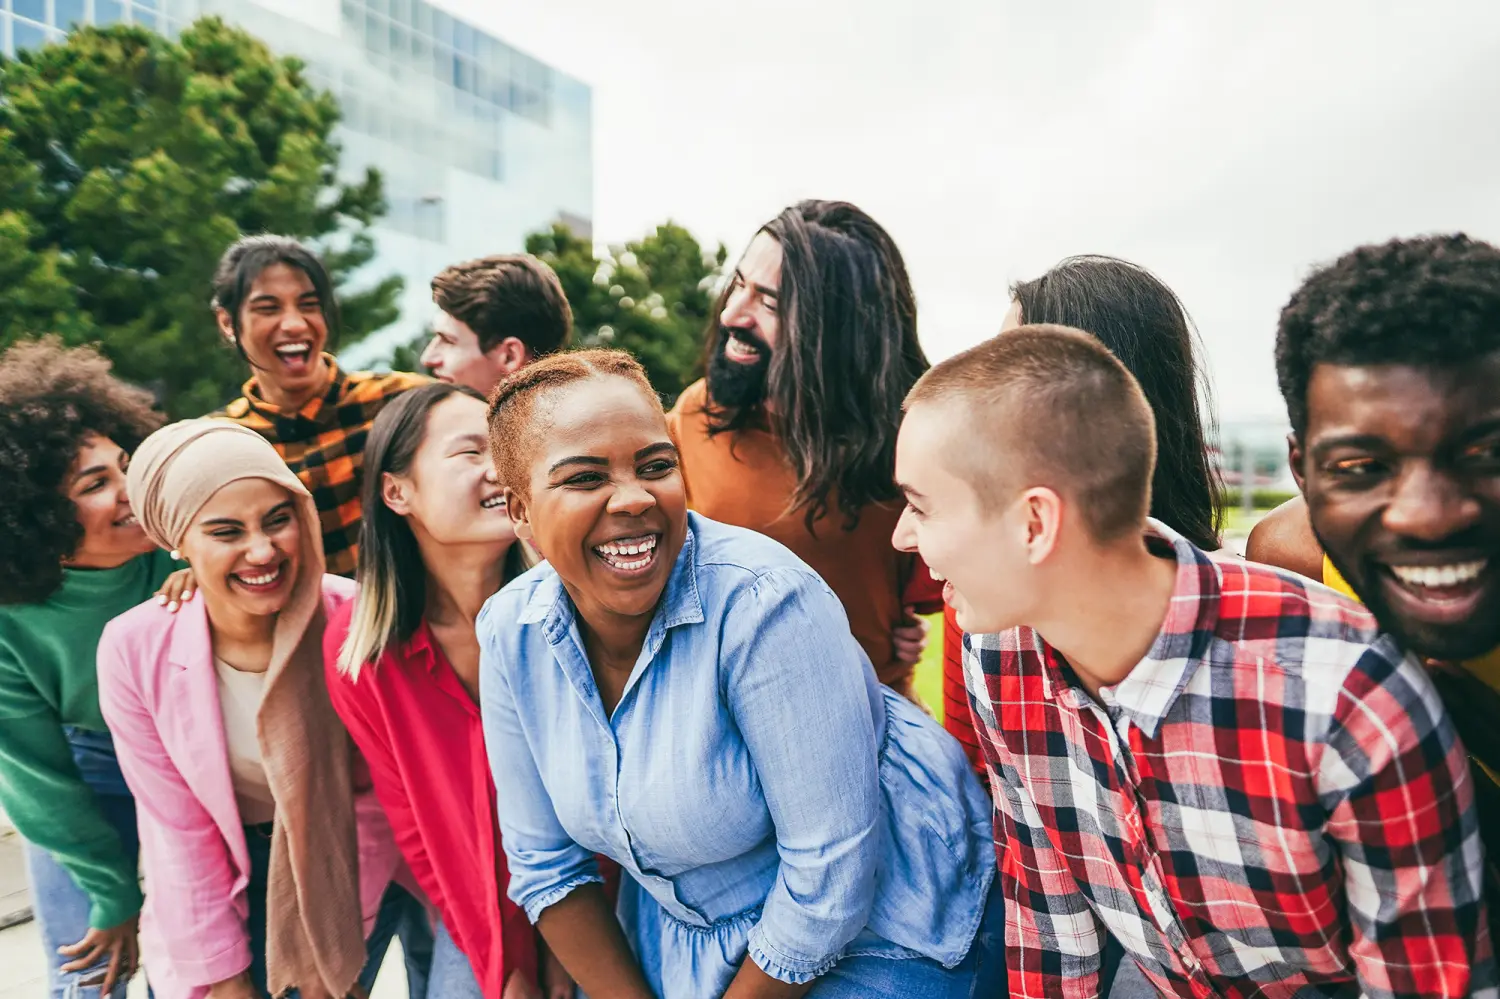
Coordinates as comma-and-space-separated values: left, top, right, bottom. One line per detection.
904, 323, 1157, 542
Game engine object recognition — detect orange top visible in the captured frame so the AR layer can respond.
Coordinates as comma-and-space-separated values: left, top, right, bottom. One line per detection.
666, 380, 921, 696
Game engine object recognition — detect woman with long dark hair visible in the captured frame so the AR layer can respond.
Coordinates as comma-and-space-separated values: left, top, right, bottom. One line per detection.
941, 254, 1226, 776
324, 382, 578, 999
480, 349, 1003, 999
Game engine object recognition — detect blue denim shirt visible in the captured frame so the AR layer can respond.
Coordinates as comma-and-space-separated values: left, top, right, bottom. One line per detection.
478, 514, 994, 996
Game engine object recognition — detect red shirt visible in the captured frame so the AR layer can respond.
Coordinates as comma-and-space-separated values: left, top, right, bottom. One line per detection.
939, 604, 986, 781
323, 603, 538, 996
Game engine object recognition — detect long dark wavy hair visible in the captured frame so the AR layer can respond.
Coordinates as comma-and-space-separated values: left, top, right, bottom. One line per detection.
702, 200, 929, 530
1012, 255, 1224, 550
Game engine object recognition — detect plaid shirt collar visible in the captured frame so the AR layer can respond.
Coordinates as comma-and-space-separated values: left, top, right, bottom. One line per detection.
1042, 519, 1223, 740
239, 354, 349, 436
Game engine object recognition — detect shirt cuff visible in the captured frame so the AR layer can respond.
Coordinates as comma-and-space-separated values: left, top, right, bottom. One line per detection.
520, 873, 606, 925
746, 926, 841, 985
88, 880, 144, 931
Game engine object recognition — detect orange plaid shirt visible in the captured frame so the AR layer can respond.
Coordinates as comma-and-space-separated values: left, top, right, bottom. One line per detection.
211, 357, 427, 577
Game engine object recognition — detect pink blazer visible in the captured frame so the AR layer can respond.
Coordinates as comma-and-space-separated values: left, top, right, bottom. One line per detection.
97, 574, 399, 999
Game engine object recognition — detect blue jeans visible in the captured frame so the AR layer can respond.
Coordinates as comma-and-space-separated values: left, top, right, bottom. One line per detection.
22, 727, 143, 999
426, 921, 485, 998
243, 825, 434, 998
807, 876, 1007, 998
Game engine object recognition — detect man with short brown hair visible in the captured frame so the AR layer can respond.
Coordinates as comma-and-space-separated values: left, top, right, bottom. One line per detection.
892, 323, 1493, 999
423, 254, 573, 395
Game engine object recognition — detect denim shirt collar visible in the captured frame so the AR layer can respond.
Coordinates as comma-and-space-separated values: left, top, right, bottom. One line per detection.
516, 515, 707, 724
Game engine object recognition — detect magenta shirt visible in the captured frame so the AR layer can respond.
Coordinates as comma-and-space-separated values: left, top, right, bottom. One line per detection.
323, 602, 538, 996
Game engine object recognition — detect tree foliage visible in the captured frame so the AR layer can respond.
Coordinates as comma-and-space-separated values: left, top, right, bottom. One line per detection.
525, 221, 727, 401
0, 18, 401, 416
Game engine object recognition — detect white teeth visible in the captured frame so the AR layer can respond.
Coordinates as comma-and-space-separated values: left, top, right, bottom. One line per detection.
1389, 560, 1487, 589
592, 535, 659, 570
594, 535, 658, 557
116, 514, 137, 526
929, 567, 945, 582
275, 344, 311, 357
480, 496, 505, 509
236, 566, 282, 586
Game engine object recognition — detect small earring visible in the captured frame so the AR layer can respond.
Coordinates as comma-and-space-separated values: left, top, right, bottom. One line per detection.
169, 549, 181, 561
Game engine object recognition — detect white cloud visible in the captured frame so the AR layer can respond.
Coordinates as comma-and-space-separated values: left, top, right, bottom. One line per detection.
442, 0, 1500, 422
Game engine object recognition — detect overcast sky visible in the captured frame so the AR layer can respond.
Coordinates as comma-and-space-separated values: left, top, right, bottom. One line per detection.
444, 0, 1500, 424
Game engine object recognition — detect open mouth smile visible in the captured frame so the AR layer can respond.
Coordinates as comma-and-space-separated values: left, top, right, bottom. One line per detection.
1377, 557, 1493, 625
480, 493, 506, 511
273, 342, 315, 373
723, 334, 764, 364
592, 534, 661, 573
230, 561, 289, 594
113, 512, 138, 528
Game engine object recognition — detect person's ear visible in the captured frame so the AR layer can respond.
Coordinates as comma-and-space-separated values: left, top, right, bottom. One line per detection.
491, 337, 530, 376
1286, 433, 1307, 495
505, 486, 533, 541
382, 472, 413, 517
215, 307, 236, 346
1019, 486, 1063, 565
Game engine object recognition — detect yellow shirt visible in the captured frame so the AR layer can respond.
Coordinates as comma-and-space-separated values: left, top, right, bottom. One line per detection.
1323, 555, 1500, 779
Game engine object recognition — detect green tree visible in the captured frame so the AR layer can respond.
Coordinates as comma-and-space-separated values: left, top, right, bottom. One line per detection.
0, 18, 400, 416
526, 221, 727, 401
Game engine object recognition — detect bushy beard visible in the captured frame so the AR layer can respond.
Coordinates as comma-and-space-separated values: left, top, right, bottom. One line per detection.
706, 327, 772, 410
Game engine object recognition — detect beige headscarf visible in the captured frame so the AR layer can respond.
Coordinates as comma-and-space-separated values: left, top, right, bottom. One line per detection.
128, 420, 365, 998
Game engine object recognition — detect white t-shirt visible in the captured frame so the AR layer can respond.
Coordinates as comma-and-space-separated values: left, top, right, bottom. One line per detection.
214, 658, 276, 826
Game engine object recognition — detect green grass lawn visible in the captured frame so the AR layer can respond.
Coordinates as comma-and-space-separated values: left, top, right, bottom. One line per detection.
914, 613, 946, 721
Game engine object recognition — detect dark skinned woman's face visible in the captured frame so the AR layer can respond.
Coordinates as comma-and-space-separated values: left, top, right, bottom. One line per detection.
504, 376, 688, 627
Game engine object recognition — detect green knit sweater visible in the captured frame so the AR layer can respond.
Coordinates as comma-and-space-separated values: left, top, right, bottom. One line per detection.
0, 549, 177, 929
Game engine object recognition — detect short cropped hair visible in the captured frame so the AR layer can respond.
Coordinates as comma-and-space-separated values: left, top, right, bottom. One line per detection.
0, 337, 164, 604
905, 323, 1157, 543
432, 254, 573, 357
487, 348, 658, 497
1276, 233, 1500, 438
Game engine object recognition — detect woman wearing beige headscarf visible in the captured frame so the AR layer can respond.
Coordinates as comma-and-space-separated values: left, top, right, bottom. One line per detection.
96, 420, 400, 999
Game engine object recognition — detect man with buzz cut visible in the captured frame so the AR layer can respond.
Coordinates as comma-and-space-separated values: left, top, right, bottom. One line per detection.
891, 322, 1494, 999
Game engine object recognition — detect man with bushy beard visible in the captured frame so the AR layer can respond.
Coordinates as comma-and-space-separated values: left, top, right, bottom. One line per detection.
1272, 232, 1500, 945
665, 200, 942, 700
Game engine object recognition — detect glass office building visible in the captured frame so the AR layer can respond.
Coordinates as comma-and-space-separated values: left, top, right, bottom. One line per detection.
1, 0, 594, 363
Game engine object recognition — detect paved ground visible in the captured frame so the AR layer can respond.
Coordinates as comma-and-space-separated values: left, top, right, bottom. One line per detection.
0, 918, 409, 999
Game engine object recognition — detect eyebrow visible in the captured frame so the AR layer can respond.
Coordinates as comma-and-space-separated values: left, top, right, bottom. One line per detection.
1308, 433, 1390, 458
735, 268, 778, 300
70, 464, 109, 484
896, 481, 927, 503
548, 442, 679, 475
199, 500, 295, 528
450, 433, 487, 450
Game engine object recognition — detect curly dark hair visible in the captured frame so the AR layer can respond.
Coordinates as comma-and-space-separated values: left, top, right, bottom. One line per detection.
1276, 233, 1500, 438
0, 337, 164, 605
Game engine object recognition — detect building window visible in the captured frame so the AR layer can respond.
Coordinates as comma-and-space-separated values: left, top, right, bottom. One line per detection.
96, 0, 124, 24
12, 16, 47, 51
13, 0, 46, 23
56, 0, 87, 28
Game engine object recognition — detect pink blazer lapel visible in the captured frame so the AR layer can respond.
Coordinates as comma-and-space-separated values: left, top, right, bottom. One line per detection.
163, 597, 251, 876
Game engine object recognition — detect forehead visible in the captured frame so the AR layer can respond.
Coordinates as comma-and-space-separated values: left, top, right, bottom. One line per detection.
432, 310, 476, 341
532, 377, 667, 462
250, 262, 316, 298
737, 232, 783, 287
1305, 355, 1500, 449
424, 393, 486, 440
194, 476, 294, 519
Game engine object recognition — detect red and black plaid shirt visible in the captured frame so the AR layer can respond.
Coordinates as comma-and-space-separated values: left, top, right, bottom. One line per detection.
966, 520, 1494, 999
211, 357, 427, 577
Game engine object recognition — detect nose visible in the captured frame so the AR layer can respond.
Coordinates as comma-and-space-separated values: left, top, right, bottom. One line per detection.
280, 309, 309, 334
483, 463, 499, 485
607, 478, 656, 518
720, 284, 756, 331
419, 335, 440, 369
244, 531, 279, 565
891, 506, 918, 553
1382, 464, 1482, 543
